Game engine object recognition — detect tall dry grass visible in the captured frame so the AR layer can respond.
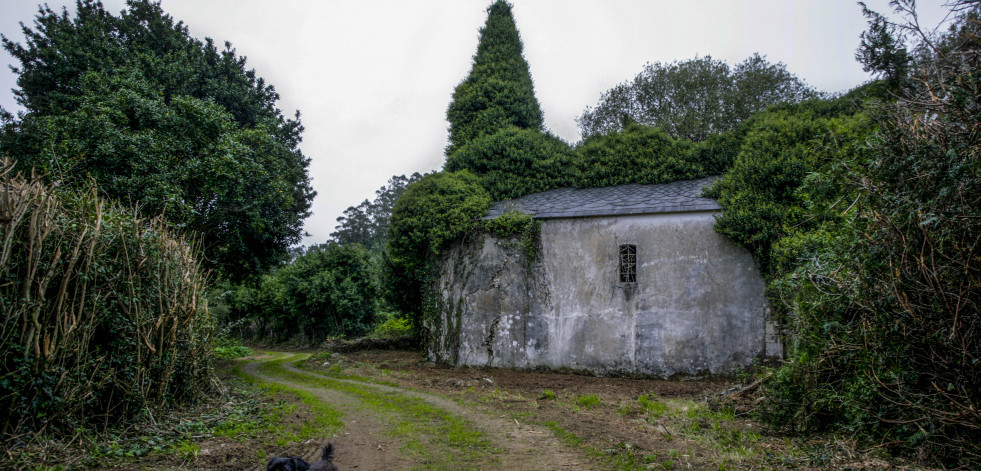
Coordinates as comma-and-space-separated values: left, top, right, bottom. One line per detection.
0, 159, 213, 442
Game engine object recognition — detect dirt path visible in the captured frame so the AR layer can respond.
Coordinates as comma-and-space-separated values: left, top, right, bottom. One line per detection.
242, 354, 413, 470
244, 352, 596, 470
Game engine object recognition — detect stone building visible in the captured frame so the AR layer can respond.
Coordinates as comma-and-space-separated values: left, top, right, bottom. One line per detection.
429, 177, 782, 377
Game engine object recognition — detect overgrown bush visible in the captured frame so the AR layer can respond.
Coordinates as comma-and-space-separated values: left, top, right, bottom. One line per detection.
213, 337, 253, 359
0, 160, 212, 440
446, 126, 574, 200
573, 123, 706, 188
384, 171, 492, 334
220, 243, 379, 344
368, 312, 413, 340
717, 2, 981, 464
763, 6, 981, 460
708, 105, 872, 276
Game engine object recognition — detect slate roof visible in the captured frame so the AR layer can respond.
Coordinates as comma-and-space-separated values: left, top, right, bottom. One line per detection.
485, 176, 721, 219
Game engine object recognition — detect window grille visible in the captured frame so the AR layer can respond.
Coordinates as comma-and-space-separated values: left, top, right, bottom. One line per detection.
619, 244, 636, 283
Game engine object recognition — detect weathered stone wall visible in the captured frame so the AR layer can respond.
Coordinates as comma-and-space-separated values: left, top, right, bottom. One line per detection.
430, 211, 778, 376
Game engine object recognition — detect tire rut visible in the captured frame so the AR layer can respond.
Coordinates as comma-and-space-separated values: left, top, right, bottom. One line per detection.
278, 356, 597, 470
242, 356, 414, 470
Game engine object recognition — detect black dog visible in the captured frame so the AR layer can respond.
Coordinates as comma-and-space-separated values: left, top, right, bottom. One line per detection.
266, 443, 337, 471
266, 455, 309, 471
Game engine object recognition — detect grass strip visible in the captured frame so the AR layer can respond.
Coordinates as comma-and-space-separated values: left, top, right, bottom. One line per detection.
229, 355, 344, 446
542, 421, 649, 471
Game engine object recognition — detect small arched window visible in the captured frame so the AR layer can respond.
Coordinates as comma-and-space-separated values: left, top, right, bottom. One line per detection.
619, 244, 637, 283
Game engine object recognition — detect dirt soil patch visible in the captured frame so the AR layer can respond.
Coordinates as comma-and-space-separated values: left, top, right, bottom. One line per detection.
310, 349, 935, 470
314, 349, 756, 470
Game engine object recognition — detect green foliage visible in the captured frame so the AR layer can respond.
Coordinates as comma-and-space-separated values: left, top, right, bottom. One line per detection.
538, 389, 556, 400
763, 6, 981, 460
369, 312, 413, 340
578, 54, 818, 141
332, 173, 424, 250
446, 126, 573, 200
222, 243, 379, 343
573, 123, 706, 187
482, 210, 537, 239
385, 171, 492, 329
638, 394, 668, 417
573, 95, 868, 185
708, 105, 873, 276
213, 338, 253, 360
711, 3, 981, 464
482, 210, 540, 262
856, 2, 910, 90
0, 161, 212, 440
575, 394, 601, 409
446, 0, 544, 156
0, 0, 314, 281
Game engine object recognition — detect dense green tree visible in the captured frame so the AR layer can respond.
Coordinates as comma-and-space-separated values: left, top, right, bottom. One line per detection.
332, 173, 424, 249
760, 3, 981, 464
708, 105, 872, 275
573, 123, 705, 188
445, 0, 544, 156
577, 54, 818, 141
384, 171, 491, 330
0, 0, 314, 280
446, 126, 573, 200
222, 243, 378, 342
856, 2, 911, 90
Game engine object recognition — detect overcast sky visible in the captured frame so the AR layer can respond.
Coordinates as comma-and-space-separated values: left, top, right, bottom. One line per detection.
0, 0, 952, 246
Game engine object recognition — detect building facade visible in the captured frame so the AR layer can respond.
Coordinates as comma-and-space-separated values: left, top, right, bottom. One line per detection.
429, 177, 782, 377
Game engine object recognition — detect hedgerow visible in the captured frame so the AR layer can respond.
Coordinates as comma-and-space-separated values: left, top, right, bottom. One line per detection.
712, 4, 981, 464
219, 243, 379, 343
384, 171, 492, 334
0, 160, 212, 441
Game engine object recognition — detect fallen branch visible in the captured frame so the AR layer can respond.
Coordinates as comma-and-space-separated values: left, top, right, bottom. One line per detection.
729, 373, 773, 400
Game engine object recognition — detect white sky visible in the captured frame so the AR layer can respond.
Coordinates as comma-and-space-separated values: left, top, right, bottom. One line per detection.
0, 0, 953, 246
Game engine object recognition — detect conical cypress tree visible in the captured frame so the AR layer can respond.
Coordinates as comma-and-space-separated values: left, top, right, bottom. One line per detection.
446, 0, 544, 157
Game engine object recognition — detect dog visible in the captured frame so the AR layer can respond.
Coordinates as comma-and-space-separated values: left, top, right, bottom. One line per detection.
266, 443, 337, 471
266, 455, 309, 471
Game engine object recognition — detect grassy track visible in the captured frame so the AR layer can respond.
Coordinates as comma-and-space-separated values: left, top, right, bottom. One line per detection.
239, 352, 500, 470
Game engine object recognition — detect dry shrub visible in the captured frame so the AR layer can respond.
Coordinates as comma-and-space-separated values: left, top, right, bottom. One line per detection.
0, 159, 213, 442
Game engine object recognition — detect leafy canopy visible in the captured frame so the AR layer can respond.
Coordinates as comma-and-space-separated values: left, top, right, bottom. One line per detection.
331, 173, 424, 250
446, 0, 544, 156
577, 54, 818, 141
384, 171, 492, 325
221, 243, 379, 343
0, 0, 314, 280
446, 126, 573, 200
573, 123, 706, 188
